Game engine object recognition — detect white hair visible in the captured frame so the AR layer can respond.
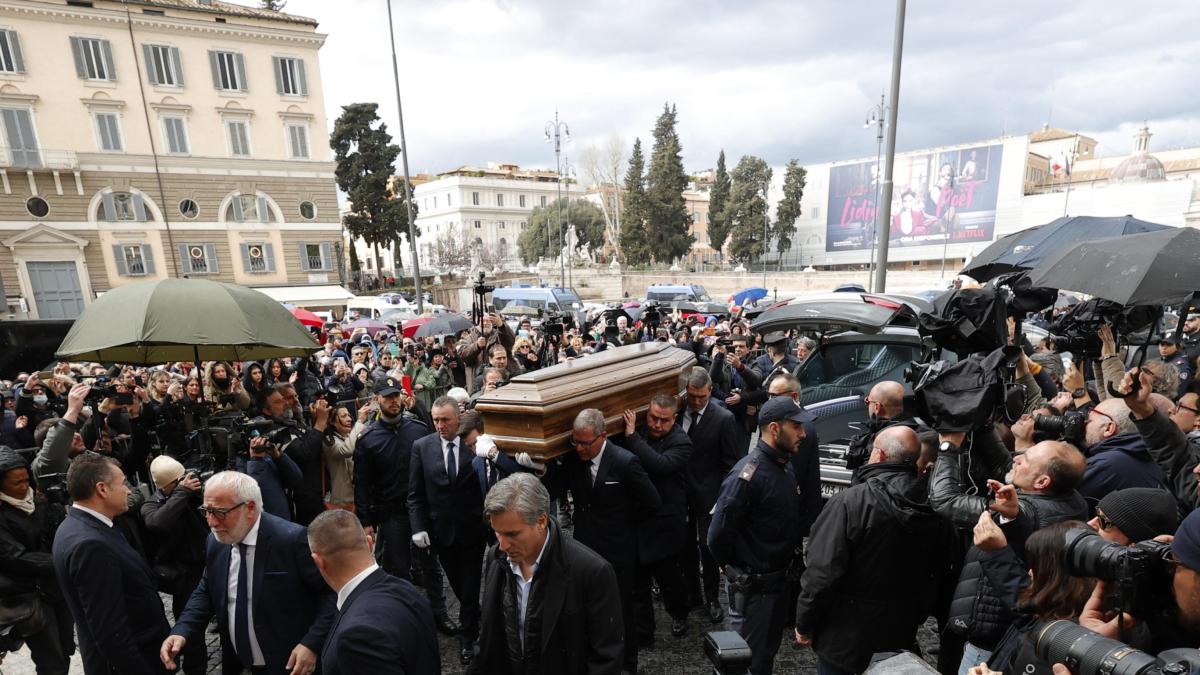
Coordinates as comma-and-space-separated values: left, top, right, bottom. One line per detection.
204, 470, 262, 506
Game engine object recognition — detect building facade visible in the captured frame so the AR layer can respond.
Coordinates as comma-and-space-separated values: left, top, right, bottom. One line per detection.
410, 162, 586, 272
0, 0, 344, 319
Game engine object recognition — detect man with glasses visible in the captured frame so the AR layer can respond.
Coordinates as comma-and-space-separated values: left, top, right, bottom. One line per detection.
1089, 487, 1178, 547
1075, 396, 1165, 504
162, 471, 335, 675
545, 408, 661, 675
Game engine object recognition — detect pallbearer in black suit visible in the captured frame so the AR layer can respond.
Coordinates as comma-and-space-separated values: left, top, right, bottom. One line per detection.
408, 396, 488, 665
161, 471, 335, 675
52, 453, 171, 675
308, 509, 440, 675
546, 408, 661, 674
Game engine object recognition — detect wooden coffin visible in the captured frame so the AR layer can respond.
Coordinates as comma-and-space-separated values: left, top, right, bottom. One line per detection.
476, 342, 697, 460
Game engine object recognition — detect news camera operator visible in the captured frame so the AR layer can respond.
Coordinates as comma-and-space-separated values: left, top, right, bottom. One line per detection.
0, 447, 73, 674
258, 383, 327, 524
459, 312, 516, 393
139, 456, 208, 675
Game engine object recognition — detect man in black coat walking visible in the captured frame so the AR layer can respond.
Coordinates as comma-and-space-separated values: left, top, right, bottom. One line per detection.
470, 473, 624, 675
308, 509, 440, 675
52, 453, 170, 675
621, 393, 693, 642
796, 425, 955, 675
545, 408, 661, 674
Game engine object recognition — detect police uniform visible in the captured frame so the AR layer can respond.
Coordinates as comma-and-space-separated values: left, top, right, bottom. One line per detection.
707, 397, 815, 675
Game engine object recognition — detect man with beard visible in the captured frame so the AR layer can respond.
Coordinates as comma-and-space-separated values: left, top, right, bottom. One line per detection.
621, 393, 693, 642
161, 471, 334, 675
1076, 397, 1165, 504
708, 397, 815, 675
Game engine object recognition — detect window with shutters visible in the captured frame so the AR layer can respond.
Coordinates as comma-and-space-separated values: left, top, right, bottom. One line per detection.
225, 119, 251, 157
540, 195, 547, 207
273, 56, 307, 96
181, 243, 216, 275
143, 44, 181, 87
1, 107, 40, 168
472, 192, 480, 206
122, 245, 146, 275
209, 50, 245, 91
519, 195, 526, 208
243, 242, 274, 274
225, 193, 273, 223
161, 116, 189, 154
286, 123, 309, 159
497, 194, 504, 207
97, 191, 148, 222
301, 242, 331, 271
112, 243, 156, 277
93, 112, 122, 152
70, 37, 115, 81
0, 30, 25, 74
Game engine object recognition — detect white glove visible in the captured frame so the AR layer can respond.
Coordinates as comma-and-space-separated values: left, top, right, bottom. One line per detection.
411, 531, 430, 548
516, 452, 546, 473
474, 434, 499, 461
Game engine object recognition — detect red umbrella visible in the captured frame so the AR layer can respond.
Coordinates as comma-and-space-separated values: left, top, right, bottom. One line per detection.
401, 316, 434, 338
345, 318, 389, 337
290, 307, 323, 328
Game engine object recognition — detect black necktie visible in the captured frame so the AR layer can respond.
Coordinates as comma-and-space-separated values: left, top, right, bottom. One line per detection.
689, 410, 701, 438
234, 543, 252, 666
447, 441, 457, 480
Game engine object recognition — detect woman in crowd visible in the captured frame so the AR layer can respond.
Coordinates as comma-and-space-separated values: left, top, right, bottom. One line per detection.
265, 358, 290, 385
242, 362, 268, 405
513, 337, 540, 372
202, 361, 250, 412
322, 403, 370, 511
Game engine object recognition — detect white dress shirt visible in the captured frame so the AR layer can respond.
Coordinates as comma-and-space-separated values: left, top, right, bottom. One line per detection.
508, 528, 552, 649
683, 403, 709, 433
589, 441, 607, 485
336, 563, 380, 611
443, 436, 458, 479
227, 515, 265, 667
71, 504, 113, 528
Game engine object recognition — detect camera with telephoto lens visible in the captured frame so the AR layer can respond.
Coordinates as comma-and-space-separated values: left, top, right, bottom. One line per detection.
1034, 620, 1200, 675
86, 375, 133, 406
1034, 410, 1088, 446
1062, 528, 1175, 622
35, 473, 70, 506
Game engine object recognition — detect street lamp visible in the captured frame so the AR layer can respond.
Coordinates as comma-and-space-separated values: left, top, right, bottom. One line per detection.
864, 93, 888, 290
544, 111, 570, 288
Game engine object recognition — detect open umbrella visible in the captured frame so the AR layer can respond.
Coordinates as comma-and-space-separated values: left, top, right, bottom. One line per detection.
55, 278, 320, 364
1026, 227, 1200, 307
344, 318, 389, 337
962, 215, 1171, 282
290, 306, 323, 328
401, 316, 433, 338
413, 314, 474, 338
730, 287, 768, 307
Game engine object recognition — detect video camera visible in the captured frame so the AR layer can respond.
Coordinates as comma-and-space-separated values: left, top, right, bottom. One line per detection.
1049, 299, 1159, 360
541, 311, 574, 339
641, 301, 663, 329
320, 381, 358, 406
472, 271, 495, 326
1034, 410, 1087, 447
86, 375, 133, 406
1034, 620, 1200, 675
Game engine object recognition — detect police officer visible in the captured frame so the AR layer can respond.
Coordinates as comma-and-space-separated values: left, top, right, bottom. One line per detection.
708, 396, 816, 675
1182, 312, 1200, 366
353, 376, 457, 635
751, 332, 799, 384
1159, 335, 1194, 399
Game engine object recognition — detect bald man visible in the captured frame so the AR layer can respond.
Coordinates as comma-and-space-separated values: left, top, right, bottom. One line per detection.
308, 510, 440, 675
846, 380, 921, 474
796, 425, 954, 675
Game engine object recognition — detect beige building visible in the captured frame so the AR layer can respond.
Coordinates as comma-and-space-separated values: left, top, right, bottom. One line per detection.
0, 0, 345, 319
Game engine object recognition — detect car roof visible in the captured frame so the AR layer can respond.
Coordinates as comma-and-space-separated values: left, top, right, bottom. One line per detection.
751, 293, 922, 335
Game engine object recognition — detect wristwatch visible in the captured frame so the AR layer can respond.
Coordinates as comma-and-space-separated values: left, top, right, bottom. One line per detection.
938, 440, 959, 453
1071, 387, 1087, 398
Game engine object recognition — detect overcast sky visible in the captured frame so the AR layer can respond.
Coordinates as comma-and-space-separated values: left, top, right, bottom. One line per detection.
276, 0, 1200, 177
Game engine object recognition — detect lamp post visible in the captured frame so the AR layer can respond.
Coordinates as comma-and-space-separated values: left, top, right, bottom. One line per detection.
873, 0, 907, 294
544, 111, 570, 288
385, 0, 423, 313
864, 93, 888, 290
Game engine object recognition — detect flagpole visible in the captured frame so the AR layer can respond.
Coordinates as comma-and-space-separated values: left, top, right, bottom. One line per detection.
1062, 133, 1077, 216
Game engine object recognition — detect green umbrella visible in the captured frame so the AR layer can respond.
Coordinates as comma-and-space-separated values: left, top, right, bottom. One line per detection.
56, 278, 321, 365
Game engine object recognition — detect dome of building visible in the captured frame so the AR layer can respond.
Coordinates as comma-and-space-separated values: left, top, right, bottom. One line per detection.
1110, 125, 1166, 183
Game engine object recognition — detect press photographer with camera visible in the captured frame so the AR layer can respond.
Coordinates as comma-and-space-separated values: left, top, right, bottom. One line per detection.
0, 447, 73, 674
1118, 367, 1200, 514
31, 383, 91, 479
459, 312, 516, 394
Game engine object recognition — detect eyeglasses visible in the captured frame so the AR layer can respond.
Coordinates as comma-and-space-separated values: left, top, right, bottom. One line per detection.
571, 436, 601, 447
1174, 401, 1200, 416
1095, 511, 1114, 531
1090, 408, 1116, 425
198, 502, 247, 520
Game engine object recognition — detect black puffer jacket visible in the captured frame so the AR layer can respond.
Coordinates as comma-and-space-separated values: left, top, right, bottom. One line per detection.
796, 461, 957, 673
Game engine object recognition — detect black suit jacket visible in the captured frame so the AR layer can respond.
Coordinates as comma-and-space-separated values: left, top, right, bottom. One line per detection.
791, 420, 824, 538
681, 402, 743, 513
549, 441, 661, 566
621, 426, 692, 563
408, 432, 486, 548
469, 519, 624, 675
52, 507, 170, 675
171, 512, 336, 675
321, 568, 440, 675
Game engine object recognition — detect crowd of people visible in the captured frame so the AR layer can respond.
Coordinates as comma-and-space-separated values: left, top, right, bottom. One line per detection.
0, 302, 1199, 674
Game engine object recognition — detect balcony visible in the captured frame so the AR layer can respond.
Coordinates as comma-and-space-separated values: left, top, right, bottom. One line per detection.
0, 148, 79, 171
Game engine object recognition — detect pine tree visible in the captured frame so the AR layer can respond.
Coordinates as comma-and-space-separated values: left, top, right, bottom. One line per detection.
330, 103, 416, 280
774, 160, 807, 260
644, 103, 694, 263
517, 199, 606, 266
708, 150, 732, 258
723, 155, 773, 265
619, 138, 652, 265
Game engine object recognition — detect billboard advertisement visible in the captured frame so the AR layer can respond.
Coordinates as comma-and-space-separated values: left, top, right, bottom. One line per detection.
825, 143, 1004, 252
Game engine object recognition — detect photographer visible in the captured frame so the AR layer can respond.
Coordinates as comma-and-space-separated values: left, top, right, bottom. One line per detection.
323, 360, 365, 404
0, 448, 72, 674
139, 456, 207, 675
261, 384, 329, 525
708, 336, 763, 444
32, 383, 91, 478
13, 378, 57, 449
467, 368, 506, 409
1121, 368, 1200, 513
1075, 396, 1165, 506
459, 313, 515, 393
472, 344, 521, 392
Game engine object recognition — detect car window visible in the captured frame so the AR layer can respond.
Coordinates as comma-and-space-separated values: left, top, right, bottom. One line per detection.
798, 341, 922, 407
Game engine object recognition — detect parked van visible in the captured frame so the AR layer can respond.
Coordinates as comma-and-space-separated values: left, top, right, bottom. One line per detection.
346, 295, 410, 321
490, 286, 583, 316
644, 283, 712, 303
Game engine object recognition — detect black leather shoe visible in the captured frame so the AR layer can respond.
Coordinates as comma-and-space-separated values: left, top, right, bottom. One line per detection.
459, 647, 473, 665
671, 617, 687, 637
435, 614, 460, 636
706, 600, 724, 624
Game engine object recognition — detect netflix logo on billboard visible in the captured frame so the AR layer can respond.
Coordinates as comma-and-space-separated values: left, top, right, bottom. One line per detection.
825, 143, 1004, 252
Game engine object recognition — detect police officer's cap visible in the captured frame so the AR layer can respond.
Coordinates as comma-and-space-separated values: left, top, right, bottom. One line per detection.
1157, 334, 1182, 346
376, 377, 404, 397
761, 331, 788, 346
758, 397, 816, 425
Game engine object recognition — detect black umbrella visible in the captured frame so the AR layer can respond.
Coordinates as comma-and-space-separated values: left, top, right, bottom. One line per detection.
412, 314, 474, 338
1026, 227, 1200, 307
961, 215, 1171, 282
